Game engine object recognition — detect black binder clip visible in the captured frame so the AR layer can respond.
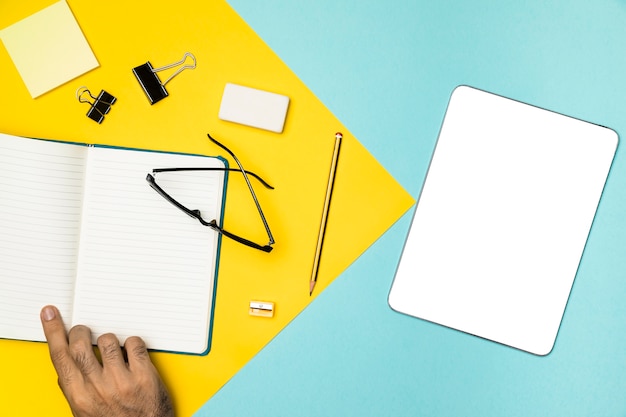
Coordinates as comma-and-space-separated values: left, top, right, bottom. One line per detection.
76, 87, 117, 124
132, 52, 196, 105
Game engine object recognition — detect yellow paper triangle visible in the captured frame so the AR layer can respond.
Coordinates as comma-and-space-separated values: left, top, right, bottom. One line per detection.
0, 1, 415, 416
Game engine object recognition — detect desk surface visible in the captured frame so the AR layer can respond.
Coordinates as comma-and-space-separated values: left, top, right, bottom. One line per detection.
2, 0, 626, 416
198, 1, 626, 416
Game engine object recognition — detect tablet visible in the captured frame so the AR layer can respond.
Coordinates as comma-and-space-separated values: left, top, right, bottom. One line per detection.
389, 86, 618, 355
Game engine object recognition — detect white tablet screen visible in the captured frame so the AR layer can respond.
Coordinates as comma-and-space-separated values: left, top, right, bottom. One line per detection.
389, 86, 618, 355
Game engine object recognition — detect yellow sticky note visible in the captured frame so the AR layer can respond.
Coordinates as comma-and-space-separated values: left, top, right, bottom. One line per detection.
0, 0, 98, 98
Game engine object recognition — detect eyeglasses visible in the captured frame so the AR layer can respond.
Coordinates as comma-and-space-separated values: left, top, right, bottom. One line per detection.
146, 133, 275, 252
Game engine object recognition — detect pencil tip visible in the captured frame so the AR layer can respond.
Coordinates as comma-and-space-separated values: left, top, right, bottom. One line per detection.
309, 281, 316, 296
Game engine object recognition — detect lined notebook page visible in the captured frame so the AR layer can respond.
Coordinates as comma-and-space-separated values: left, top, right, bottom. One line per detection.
73, 146, 225, 354
0, 134, 86, 341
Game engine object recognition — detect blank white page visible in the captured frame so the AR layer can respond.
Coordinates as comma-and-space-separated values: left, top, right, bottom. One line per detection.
73, 146, 225, 354
389, 86, 618, 355
0, 133, 86, 341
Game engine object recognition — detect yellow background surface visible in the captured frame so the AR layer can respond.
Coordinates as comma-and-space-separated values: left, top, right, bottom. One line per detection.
0, 1, 414, 415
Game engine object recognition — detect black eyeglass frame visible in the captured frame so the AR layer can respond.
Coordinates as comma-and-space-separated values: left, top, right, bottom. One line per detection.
146, 134, 275, 253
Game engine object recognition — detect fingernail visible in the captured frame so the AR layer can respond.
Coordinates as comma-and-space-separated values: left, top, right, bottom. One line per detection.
42, 306, 56, 321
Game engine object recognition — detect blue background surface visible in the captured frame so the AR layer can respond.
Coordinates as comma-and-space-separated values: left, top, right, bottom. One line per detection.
197, 1, 626, 415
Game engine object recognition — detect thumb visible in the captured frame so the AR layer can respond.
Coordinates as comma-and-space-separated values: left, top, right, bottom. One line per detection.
40, 305, 67, 342
40, 306, 75, 374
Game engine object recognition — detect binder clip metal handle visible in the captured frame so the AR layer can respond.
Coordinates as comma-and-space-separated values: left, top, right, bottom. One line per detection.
76, 87, 116, 124
133, 52, 196, 105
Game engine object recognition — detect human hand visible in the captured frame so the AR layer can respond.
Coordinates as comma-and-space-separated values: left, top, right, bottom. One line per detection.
40, 305, 174, 417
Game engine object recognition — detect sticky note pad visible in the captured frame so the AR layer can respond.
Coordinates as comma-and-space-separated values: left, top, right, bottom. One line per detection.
219, 83, 290, 133
0, 0, 99, 98
389, 86, 618, 355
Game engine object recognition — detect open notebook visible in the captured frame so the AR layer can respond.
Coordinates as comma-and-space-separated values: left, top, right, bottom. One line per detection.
389, 86, 618, 355
0, 133, 226, 355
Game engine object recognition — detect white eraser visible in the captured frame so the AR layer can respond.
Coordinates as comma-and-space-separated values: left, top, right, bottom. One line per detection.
218, 83, 290, 133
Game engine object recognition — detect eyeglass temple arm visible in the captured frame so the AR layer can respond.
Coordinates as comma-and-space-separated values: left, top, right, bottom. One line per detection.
152, 167, 274, 189
207, 133, 275, 245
